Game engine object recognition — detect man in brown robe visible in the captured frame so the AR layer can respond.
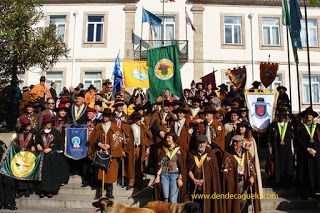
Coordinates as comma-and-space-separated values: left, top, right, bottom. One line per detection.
187, 135, 223, 213
88, 108, 125, 199
122, 112, 153, 190
222, 135, 261, 213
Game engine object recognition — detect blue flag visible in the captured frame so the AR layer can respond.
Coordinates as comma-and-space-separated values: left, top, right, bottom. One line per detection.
142, 8, 162, 26
113, 53, 123, 94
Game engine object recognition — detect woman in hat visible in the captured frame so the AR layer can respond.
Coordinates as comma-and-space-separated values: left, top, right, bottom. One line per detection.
35, 114, 63, 198
54, 104, 70, 185
14, 116, 36, 198
296, 107, 320, 198
0, 141, 18, 210
236, 120, 263, 198
154, 132, 187, 203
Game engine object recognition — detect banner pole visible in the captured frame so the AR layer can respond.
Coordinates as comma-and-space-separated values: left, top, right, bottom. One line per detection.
296, 63, 301, 113
286, 26, 292, 113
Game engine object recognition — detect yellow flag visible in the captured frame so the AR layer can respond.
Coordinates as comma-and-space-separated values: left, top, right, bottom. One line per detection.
123, 60, 149, 88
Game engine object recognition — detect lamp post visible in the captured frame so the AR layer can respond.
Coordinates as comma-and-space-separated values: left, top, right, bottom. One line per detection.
248, 13, 254, 82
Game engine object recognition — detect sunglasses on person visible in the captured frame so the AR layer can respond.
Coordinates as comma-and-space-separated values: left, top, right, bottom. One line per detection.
47, 102, 55, 105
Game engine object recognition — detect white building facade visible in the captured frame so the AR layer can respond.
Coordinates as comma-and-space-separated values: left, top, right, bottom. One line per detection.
23, 0, 320, 113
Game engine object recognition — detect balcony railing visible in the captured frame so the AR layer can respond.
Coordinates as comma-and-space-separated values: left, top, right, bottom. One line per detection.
134, 40, 188, 61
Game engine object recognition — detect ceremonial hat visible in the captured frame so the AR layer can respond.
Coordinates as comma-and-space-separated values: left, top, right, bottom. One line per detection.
102, 108, 112, 117
29, 85, 35, 90
55, 103, 68, 112
277, 86, 287, 92
60, 97, 72, 104
191, 80, 196, 85
301, 107, 318, 118
40, 76, 46, 82
130, 111, 142, 123
173, 107, 189, 114
251, 81, 261, 87
113, 99, 125, 107
218, 83, 228, 90
232, 135, 244, 142
77, 90, 85, 98
196, 82, 204, 87
42, 114, 54, 124
183, 88, 190, 93
19, 116, 31, 127
88, 84, 96, 91
22, 86, 29, 92
204, 106, 216, 114
77, 83, 84, 88
87, 107, 96, 113
196, 134, 208, 144
94, 100, 103, 107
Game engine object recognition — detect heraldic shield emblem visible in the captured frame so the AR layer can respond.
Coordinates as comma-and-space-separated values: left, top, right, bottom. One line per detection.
227, 66, 247, 89
254, 98, 268, 118
260, 62, 279, 88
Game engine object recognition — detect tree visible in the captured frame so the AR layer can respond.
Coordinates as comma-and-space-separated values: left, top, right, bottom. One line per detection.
0, 0, 68, 87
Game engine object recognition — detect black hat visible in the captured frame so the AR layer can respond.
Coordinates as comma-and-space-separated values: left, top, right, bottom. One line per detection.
252, 81, 261, 87
191, 80, 196, 85
133, 104, 147, 111
196, 134, 208, 144
114, 99, 125, 107
22, 86, 29, 91
301, 107, 318, 118
237, 120, 250, 129
170, 100, 184, 107
277, 86, 287, 92
77, 90, 85, 98
173, 107, 189, 114
277, 107, 289, 116
88, 84, 96, 91
204, 106, 216, 114
183, 88, 190, 93
94, 100, 103, 107
163, 100, 170, 107
102, 108, 112, 117
218, 83, 228, 90
196, 82, 204, 87
230, 108, 240, 116
130, 111, 142, 123
40, 76, 46, 82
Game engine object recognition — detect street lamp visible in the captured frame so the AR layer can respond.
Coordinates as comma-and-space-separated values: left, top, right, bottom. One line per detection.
248, 13, 254, 82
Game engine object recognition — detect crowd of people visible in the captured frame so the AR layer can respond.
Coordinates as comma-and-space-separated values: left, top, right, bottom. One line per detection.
1, 75, 320, 213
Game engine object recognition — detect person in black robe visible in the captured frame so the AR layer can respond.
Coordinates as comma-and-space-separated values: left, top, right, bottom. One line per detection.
14, 116, 36, 197
268, 108, 295, 188
0, 140, 17, 210
296, 107, 320, 199
35, 114, 63, 198
276, 86, 291, 113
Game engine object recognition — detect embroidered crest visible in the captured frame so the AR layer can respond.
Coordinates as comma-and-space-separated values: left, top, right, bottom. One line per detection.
217, 126, 222, 131
113, 131, 125, 147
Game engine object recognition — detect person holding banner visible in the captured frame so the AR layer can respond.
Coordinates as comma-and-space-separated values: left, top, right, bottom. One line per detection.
89, 108, 125, 199
14, 116, 36, 198
35, 114, 63, 198
296, 107, 320, 199
0, 140, 17, 210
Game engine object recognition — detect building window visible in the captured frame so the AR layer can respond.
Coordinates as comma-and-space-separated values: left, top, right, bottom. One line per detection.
303, 75, 320, 104
301, 19, 318, 47
152, 16, 176, 47
224, 16, 242, 45
267, 74, 282, 90
262, 18, 280, 46
84, 72, 102, 90
46, 72, 63, 94
50, 15, 66, 41
86, 15, 104, 43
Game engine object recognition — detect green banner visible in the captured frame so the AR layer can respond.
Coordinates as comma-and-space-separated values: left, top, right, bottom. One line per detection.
147, 45, 183, 103
0, 144, 43, 181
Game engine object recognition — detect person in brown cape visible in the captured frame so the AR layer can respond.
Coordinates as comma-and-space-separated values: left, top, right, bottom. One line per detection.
187, 134, 223, 213
122, 111, 153, 190
153, 132, 188, 203
221, 135, 261, 213
88, 108, 125, 199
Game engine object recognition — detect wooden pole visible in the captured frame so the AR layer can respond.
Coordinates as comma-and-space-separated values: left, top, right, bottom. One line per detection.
296, 63, 301, 113
286, 26, 292, 113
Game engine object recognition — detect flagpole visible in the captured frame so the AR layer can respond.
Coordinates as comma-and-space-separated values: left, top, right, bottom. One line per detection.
185, 6, 188, 42
140, 7, 144, 59
296, 63, 301, 113
303, 0, 313, 107
286, 26, 292, 112
162, 0, 165, 46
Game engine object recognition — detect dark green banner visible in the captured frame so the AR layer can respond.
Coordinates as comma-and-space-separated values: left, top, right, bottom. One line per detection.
0, 144, 43, 181
147, 45, 183, 103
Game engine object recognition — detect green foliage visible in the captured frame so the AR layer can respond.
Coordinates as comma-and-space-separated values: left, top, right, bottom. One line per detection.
310, 0, 320, 6
0, 0, 68, 84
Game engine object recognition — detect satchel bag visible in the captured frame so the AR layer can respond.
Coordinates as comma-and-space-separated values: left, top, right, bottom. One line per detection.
92, 150, 112, 171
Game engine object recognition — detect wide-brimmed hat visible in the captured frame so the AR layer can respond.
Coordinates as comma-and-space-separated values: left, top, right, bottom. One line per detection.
196, 134, 208, 144
113, 99, 125, 107
42, 114, 54, 124
94, 100, 103, 107
19, 116, 31, 127
252, 81, 261, 87
218, 83, 228, 90
196, 82, 204, 87
130, 111, 142, 123
88, 84, 96, 91
102, 108, 112, 117
173, 107, 189, 114
204, 106, 216, 114
22, 86, 29, 92
60, 97, 72, 104
277, 86, 287, 92
301, 107, 318, 118
133, 104, 147, 112
77, 90, 85, 98
232, 135, 244, 143
190, 80, 196, 86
